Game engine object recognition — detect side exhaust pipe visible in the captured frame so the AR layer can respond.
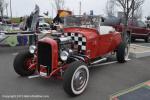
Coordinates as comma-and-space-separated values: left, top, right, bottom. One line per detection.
91, 58, 107, 65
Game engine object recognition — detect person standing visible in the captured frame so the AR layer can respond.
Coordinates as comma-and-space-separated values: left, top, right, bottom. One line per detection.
51, 14, 63, 31
18, 17, 28, 46
26, 5, 39, 45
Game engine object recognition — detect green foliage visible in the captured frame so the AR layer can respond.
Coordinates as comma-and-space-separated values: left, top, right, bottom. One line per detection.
44, 18, 52, 24
11, 18, 20, 23
11, 17, 52, 24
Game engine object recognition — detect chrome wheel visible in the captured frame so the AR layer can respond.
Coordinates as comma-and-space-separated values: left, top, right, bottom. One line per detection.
63, 61, 89, 96
71, 65, 89, 95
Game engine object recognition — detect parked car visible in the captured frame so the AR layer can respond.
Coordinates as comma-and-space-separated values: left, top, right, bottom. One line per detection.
0, 16, 11, 24
114, 20, 150, 42
13, 15, 129, 96
38, 16, 50, 30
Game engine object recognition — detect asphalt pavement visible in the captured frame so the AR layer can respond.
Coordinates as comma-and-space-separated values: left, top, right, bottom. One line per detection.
0, 46, 150, 100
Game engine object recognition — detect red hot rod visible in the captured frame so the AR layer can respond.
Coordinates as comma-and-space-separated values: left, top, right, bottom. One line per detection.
13, 16, 129, 96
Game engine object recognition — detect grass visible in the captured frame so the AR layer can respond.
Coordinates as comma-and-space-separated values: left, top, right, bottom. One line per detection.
11, 18, 21, 23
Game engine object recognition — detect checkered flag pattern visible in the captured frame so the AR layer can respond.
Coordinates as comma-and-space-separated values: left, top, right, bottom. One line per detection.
63, 32, 87, 53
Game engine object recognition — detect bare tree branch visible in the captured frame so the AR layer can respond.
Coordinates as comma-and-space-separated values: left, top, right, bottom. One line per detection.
105, 0, 116, 16
0, 0, 5, 18
115, 0, 144, 24
52, 0, 65, 11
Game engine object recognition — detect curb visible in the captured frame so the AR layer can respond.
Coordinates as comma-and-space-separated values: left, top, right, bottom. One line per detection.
129, 44, 150, 58
129, 52, 150, 58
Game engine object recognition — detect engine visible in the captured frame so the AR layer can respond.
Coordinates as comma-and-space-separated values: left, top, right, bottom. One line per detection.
52, 32, 87, 62
54, 36, 77, 62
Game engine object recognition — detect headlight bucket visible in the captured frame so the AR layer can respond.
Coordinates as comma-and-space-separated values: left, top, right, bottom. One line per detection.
29, 45, 37, 54
60, 51, 69, 61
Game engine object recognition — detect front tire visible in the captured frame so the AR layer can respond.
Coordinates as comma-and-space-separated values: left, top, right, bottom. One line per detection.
13, 51, 35, 76
116, 42, 129, 63
63, 61, 89, 96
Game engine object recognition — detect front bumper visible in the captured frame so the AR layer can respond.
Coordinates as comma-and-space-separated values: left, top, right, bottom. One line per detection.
131, 33, 148, 39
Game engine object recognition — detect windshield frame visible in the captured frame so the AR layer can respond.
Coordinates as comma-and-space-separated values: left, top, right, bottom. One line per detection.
63, 15, 102, 29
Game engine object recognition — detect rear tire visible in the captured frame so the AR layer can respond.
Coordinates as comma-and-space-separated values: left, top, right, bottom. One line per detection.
145, 35, 150, 43
116, 42, 129, 63
13, 51, 35, 76
63, 61, 89, 96
131, 38, 135, 42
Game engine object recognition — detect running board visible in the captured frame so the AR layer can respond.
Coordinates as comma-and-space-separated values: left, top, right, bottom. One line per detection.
91, 58, 107, 65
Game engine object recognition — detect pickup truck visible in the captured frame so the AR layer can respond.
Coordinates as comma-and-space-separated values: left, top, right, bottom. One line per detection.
114, 20, 150, 42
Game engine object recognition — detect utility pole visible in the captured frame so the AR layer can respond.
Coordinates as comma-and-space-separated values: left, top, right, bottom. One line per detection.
10, 0, 12, 18
6, 3, 8, 17
79, 1, 81, 15
52, 5, 53, 18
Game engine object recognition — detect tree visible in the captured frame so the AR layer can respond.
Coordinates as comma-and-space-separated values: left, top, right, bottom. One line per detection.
0, 0, 5, 18
106, 0, 116, 17
133, 7, 142, 20
115, 0, 145, 42
131, 0, 144, 20
52, 0, 65, 11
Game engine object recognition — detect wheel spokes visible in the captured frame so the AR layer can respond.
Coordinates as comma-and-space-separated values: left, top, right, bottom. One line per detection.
73, 69, 87, 91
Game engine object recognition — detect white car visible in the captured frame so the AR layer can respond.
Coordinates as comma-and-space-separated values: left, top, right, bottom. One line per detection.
38, 17, 50, 30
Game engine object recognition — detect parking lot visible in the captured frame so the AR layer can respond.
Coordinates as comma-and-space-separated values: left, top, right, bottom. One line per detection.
0, 42, 150, 100
132, 39, 150, 47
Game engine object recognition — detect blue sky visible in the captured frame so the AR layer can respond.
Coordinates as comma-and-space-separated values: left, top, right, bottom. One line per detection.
4, 0, 150, 18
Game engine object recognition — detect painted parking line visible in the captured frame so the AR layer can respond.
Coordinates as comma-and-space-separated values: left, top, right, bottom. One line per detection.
12, 52, 18, 56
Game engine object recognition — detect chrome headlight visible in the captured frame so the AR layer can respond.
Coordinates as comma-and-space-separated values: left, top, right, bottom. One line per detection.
60, 51, 69, 61
29, 45, 37, 54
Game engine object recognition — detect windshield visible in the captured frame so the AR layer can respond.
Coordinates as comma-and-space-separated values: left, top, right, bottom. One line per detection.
63, 15, 101, 29
137, 20, 146, 28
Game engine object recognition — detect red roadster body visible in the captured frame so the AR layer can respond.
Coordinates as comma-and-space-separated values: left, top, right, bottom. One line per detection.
64, 27, 122, 59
